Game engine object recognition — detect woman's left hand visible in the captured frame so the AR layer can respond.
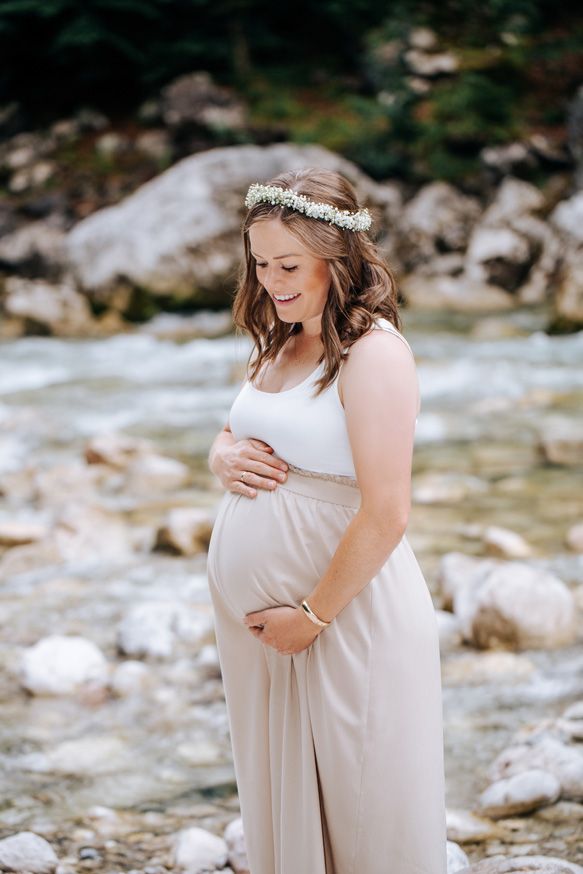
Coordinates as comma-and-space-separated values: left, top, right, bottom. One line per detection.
244, 605, 323, 654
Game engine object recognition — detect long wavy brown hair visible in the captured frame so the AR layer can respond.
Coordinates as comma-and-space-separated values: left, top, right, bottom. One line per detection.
232, 167, 402, 396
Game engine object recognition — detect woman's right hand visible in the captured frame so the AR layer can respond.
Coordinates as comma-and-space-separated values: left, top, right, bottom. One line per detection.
210, 434, 289, 498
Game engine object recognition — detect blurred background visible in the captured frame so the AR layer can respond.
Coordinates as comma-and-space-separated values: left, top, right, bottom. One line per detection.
0, 1, 582, 872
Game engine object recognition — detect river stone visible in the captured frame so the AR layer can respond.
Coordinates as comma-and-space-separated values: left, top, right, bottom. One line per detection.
173, 826, 228, 872
20, 634, 109, 695
16, 735, 128, 776
0, 221, 66, 277
480, 178, 545, 226
0, 831, 58, 873
436, 609, 463, 651
223, 817, 248, 873
399, 181, 481, 266
2, 277, 94, 336
489, 734, 583, 801
465, 225, 536, 292
482, 526, 533, 559
442, 651, 534, 686
0, 520, 48, 546
66, 143, 390, 306
400, 273, 514, 311
550, 191, 583, 245
117, 601, 214, 659
124, 454, 191, 493
458, 856, 583, 873
84, 432, 157, 468
477, 769, 561, 817
446, 809, 500, 843
554, 247, 583, 328
538, 417, 583, 466
437, 552, 500, 611
453, 562, 577, 650
155, 507, 213, 555
448, 841, 470, 872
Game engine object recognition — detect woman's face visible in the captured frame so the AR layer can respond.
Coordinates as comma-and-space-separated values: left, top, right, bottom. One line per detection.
248, 218, 331, 329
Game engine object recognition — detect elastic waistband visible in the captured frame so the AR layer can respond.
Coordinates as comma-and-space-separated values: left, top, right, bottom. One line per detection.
278, 464, 361, 508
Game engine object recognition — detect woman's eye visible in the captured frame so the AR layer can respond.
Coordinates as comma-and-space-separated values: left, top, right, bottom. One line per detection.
254, 262, 297, 272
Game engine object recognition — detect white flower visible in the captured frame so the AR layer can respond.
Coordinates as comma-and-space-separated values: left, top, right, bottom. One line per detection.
244, 183, 372, 232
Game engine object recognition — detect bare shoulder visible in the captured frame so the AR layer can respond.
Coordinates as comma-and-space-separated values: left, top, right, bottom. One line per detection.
338, 325, 418, 406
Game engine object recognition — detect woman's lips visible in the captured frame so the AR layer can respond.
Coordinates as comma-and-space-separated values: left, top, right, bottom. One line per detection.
273, 293, 301, 306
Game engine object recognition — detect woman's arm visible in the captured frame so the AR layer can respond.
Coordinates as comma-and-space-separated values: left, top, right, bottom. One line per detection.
306, 331, 420, 623
208, 422, 289, 497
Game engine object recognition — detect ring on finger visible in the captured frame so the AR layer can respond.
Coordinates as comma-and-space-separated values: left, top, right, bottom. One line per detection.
240, 470, 250, 482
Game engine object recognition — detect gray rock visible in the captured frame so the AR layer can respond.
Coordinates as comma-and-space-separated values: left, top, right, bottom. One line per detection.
117, 601, 214, 659
445, 808, 501, 843
0, 831, 59, 873
489, 734, 583, 801
437, 552, 501, 611
400, 273, 514, 312
458, 855, 583, 873
538, 416, 583, 466
155, 507, 213, 555
448, 840, 470, 873
173, 826, 228, 872
482, 526, 533, 559
2, 277, 94, 336
476, 768, 561, 817
0, 221, 66, 276
454, 562, 577, 650
20, 634, 109, 696
66, 143, 385, 307
223, 817, 249, 873
400, 181, 481, 265
161, 71, 247, 132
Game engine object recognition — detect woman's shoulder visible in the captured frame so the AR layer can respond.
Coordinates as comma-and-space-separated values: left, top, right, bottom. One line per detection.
346, 316, 415, 359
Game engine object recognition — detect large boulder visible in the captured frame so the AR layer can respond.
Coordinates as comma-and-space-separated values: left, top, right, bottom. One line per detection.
549, 191, 583, 328
65, 143, 395, 311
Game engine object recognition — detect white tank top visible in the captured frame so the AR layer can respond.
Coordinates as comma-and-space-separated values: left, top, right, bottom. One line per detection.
228, 317, 420, 477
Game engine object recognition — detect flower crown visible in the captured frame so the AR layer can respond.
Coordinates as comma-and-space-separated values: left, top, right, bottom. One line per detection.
244, 182, 372, 232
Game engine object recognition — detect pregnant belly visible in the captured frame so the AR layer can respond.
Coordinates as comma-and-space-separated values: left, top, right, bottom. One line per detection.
207, 486, 352, 620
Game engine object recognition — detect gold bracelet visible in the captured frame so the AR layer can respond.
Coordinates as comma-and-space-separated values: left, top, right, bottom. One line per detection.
300, 598, 332, 628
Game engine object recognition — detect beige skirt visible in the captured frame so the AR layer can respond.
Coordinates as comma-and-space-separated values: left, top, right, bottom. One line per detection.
206, 466, 447, 874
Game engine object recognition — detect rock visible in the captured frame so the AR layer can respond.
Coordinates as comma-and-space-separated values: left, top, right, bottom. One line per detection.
117, 601, 214, 659
124, 454, 191, 493
447, 840, 470, 872
404, 49, 459, 77
554, 247, 583, 328
0, 520, 48, 547
224, 817, 249, 873
565, 522, 583, 553
135, 129, 172, 162
454, 562, 577, 650
480, 178, 545, 226
155, 507, 213, 555
465, 226, 537, 292
556, 700, 583, 741
2, 277, 94, 336
413, 474, 490, 507
75, 108, 109, 132
551, 191, 583, 245
173, 826, 228, 872
458, 855, 583, 873
442, 651, 535, 686
538, 416, 583, 466
109, 660, 152, 697
65, 142, 394, 307
161, 71, 247, 132
408, 27, 438, 51
95, 132, 130, 159
480, 142, 537, 177
52, 502, 133, 561
436, 609, 463, 651
0, 221, 67, 277
476, 769, 562, 817
399, 182, 481, 266
137, 309, 233, 340
437, 552, 501, 611
567, 84, 583, 188
400, 273, 514, 311
16, 736, 127, 776
19, 635, 109, 696
0, 831, 59, 873
84, 432, 157, 468
482, 526, 533, 559
9, 160, 56, 193
489, 733, 583, 801
446, 808, 500, 843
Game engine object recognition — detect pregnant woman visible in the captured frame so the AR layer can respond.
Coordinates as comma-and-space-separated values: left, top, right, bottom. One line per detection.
206, 168, 447, 874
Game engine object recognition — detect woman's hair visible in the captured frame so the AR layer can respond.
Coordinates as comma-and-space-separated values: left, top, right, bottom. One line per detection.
232, 167, 402, 396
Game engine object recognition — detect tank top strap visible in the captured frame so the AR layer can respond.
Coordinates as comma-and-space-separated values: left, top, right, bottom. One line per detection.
371, 317, 415, 358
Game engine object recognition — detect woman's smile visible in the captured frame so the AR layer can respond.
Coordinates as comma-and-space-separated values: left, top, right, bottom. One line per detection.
273, 292, 301, 305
